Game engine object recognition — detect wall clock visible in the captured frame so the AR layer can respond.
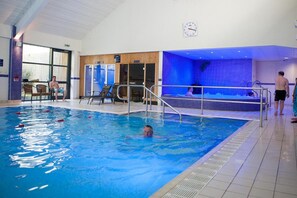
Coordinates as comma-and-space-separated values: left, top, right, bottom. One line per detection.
183, 21, 198, 37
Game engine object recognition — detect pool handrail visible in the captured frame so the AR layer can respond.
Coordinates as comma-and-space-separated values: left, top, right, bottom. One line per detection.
149, 84, 269, 127
251, 80, 272, 107
116, 84, 182, 121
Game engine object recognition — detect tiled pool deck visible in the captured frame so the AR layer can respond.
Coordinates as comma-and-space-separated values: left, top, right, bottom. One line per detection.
1, 100, 296, 198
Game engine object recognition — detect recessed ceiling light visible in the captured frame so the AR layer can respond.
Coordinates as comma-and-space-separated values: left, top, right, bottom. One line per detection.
210, 52, 214, 54
238, 50, 241, 53
284, 57, 289, 60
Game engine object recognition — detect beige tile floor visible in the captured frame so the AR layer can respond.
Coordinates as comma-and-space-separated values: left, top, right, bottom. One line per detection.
1, 99, 296, 198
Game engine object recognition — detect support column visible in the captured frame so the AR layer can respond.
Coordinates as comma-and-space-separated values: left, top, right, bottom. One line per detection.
8, 26, 23, 101
70, 50, 80, 99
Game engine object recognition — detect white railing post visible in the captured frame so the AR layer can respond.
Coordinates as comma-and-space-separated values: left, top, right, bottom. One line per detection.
259, 89, 263, 127
145, 88, 148, 116
127, 85, 131, 114
265, 88, 268, 120
201, 87, 204, 115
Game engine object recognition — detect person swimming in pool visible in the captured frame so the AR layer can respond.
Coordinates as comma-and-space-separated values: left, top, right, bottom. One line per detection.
143, 125, 153, 137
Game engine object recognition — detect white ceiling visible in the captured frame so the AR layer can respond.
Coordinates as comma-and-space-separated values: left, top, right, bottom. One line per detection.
0, 0, 297, 61
0, 0, 125, 39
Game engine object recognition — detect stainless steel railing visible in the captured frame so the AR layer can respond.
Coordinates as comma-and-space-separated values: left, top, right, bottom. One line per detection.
149, 85, 269, 127
116, 84, 182, 121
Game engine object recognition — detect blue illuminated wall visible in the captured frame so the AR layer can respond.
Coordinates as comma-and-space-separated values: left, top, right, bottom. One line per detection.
162, 52, 253, 95
194, 59, 252, 95
162, 52, 194, 94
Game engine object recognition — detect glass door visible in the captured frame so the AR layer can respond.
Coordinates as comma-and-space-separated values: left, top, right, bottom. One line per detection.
129, 63, 144, 102
84, 65, 92, 96
93, 64, 105, 94
107, 64, 115, 85
119, 63, 156, 102
84, 64, 115, 96
144, 63, 155, 98
52, 49, 71, 99
119, 64, 128, 97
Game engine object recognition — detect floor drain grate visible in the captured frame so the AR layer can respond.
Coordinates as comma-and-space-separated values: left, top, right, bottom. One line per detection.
187, 173, 211, 183
163, 186, 198, 198
178, 179, 205, 190
200, 163, 222, 170
192, 168, 217, 177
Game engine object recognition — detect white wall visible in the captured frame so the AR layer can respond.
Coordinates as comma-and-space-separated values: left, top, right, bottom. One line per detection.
23, 30, 82, 99
82, 0, 297, 55
0, 24, 11, 101
23, 30, 82, 52
255, 59, 297, 105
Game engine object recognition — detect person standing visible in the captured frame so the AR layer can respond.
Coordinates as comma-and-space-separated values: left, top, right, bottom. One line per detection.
292, 78, 297, 117
274, 71, 289, 116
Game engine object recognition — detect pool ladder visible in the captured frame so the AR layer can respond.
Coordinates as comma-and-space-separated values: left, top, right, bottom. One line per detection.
117, 84, 182, 121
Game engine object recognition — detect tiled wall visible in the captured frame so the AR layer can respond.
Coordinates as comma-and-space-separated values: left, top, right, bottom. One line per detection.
162, 52, 253, 96
162, 52, 194, 95
194, 59, 252, 95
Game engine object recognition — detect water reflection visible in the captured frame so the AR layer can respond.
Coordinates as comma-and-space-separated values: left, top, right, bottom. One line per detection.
9, 113, 70, 170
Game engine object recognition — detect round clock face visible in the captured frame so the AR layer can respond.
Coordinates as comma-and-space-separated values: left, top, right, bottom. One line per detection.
183, 22, 198, 37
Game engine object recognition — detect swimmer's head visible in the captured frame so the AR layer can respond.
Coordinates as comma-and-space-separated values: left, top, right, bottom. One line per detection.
143, 125, 153, 137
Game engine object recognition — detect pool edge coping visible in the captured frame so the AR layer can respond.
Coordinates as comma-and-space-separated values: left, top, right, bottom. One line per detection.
150, 120, 255, 198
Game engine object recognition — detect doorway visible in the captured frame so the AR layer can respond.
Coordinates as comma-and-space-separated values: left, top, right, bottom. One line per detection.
119, 63, 155, 102
84, 64, 115, 96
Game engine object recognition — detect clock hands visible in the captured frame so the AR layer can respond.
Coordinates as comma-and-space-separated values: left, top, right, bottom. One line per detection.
188, 28, 196, 31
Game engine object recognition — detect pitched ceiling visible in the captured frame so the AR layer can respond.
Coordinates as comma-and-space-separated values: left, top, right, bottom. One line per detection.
0, 0, 125, 40
0, 0, 297, 61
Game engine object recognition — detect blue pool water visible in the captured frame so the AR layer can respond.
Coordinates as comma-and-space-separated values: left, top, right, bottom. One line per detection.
0, 106, 247, 198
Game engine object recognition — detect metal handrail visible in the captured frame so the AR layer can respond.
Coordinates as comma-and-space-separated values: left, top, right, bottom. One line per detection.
250, 80, 272, 107
116, 84, 182, 121
268, 90, 272, 107
149, 84, 269, 127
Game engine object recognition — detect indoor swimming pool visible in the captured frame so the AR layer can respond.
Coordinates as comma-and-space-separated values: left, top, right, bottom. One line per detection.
0, 106, 247, 197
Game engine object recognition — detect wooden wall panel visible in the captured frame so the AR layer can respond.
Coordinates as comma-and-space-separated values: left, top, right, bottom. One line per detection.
79, 52, 159, 97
